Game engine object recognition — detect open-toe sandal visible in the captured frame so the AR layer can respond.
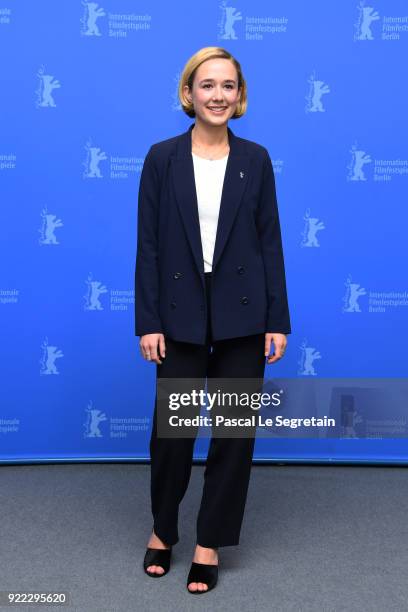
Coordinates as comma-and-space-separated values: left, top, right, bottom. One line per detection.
143, 547, 172, 577
186, 561, 218, 593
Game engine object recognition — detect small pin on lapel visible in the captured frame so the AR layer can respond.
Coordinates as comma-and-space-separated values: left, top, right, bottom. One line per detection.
240, 171, 244, 178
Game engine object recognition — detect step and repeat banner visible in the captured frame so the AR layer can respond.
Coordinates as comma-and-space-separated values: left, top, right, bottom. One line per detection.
1, 1, 407, 463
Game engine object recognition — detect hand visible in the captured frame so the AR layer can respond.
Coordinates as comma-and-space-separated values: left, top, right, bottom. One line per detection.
264, 333, 287, 364
140, 333, 166, 364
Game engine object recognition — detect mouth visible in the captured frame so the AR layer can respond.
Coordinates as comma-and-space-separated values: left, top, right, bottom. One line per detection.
207, 106, 228, 114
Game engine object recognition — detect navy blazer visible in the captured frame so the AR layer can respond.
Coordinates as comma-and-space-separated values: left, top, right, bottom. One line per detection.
135, 122, 291, 345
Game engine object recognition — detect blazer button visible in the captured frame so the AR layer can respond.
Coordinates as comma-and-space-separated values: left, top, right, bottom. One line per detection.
170, 301, 177, 309
237, 265, 245, 274
173, 272, 182, 279
241, 296, 249, 305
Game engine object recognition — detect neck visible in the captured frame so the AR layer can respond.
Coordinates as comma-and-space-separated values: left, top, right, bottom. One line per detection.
191, 119, 228, 147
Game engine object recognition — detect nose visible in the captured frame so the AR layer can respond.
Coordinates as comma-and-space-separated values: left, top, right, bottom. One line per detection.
212, 85, 225, 101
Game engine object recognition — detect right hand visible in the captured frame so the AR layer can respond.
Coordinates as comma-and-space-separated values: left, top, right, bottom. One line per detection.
139, 333, 166, 364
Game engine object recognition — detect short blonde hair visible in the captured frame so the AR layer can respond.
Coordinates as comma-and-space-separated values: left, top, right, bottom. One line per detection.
179, 46, 247, 119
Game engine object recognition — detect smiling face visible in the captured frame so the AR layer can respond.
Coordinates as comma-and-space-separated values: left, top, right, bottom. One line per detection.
184, 58, 242, 126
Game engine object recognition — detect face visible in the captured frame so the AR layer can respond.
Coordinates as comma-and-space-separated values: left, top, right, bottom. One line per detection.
184, 58, 242, 126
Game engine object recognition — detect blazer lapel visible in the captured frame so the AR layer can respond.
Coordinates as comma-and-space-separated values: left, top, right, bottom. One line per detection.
171, 122, 251, 278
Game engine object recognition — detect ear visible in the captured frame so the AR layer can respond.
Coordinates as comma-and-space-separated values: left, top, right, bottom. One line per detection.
183, 84, 192, 103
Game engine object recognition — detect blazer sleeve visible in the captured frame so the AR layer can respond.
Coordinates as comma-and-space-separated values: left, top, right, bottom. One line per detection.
135, 145, 164, 336
256, 148, 292, 334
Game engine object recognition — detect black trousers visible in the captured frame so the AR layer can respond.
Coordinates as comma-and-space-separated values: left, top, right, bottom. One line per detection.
149, 271, 266, 548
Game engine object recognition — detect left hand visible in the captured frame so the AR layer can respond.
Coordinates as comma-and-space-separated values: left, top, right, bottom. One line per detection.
265, 333, 287, 364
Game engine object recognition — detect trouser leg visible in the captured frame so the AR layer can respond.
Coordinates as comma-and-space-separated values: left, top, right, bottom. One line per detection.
196, 332, 266, 547
149, 334, 210, 546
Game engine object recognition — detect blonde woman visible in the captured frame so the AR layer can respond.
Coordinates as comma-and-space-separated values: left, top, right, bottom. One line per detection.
136, 47, 291, 594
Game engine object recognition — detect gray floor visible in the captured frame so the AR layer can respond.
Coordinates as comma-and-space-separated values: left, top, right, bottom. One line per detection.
1, 462, 407, 612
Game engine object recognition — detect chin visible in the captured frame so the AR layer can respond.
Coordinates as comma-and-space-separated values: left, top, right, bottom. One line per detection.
200, 112, 229, 125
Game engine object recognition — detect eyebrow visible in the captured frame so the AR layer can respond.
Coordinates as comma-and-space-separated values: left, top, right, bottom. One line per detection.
199, 78, 236, 84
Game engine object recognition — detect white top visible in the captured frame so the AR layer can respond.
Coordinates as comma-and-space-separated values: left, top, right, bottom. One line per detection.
192, 152, 229, 273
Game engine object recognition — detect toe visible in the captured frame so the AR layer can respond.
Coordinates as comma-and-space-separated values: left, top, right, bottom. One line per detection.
147, 564, 164, 574
188, 580, 209, 592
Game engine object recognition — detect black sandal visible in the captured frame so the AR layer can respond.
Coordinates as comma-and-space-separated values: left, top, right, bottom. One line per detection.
143, 547, 172, 577
186, 561, 218, 593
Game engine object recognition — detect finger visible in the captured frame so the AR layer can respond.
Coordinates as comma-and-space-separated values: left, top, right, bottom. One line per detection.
149, 345, 157, 363
140, 343, 148, 359
159, 336, 166, 359
264, 336, 271, 357
276, 344, 285, 357
149, 344, 160, 364
267, 346, 286, 364
141, 342, 155, 362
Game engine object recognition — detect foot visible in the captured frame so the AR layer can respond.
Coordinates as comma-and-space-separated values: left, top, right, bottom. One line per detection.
187, 544, 218, 593
146, 530, 171, 575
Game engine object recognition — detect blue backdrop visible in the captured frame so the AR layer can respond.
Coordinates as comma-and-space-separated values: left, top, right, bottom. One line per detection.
1, 1, 407, 464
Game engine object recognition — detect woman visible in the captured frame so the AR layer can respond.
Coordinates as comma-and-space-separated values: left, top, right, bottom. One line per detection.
136, 46, 291, 594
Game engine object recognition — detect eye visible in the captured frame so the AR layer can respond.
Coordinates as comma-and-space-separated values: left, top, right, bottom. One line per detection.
202, 83, 235, 89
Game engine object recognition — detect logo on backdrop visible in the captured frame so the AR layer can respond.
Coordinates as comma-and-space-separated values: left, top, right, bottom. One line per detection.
342, 275, 408, 313
300, 209, 325, 247
83, 401, 150, 438
354, 2, 408, 41
83, 140, 108, 178
354, 2, 380, 39
84, 274, 108, 310
38, 206, 63, 245
341, 406, 363, 438
35, 66, 61, 108
342, 275, 366, 312
0, 153, 16, 171
298, 339, 321, 376
40, 337, 64, 375
80, 1, 152, 38
172, 70, 183, 111
82, 139, 141, 179
347, 143, 408, 181
0, 289, 19, 305
217, 1, 288, 40
347, 144, 371, 181
80, 1, 106, 36
0, 418, 19, 435
84, 401, 107, 437
272, 159, 284, 175
305, 71, 330, 113
83, 273, 134, 311
0, 8, 11, 25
